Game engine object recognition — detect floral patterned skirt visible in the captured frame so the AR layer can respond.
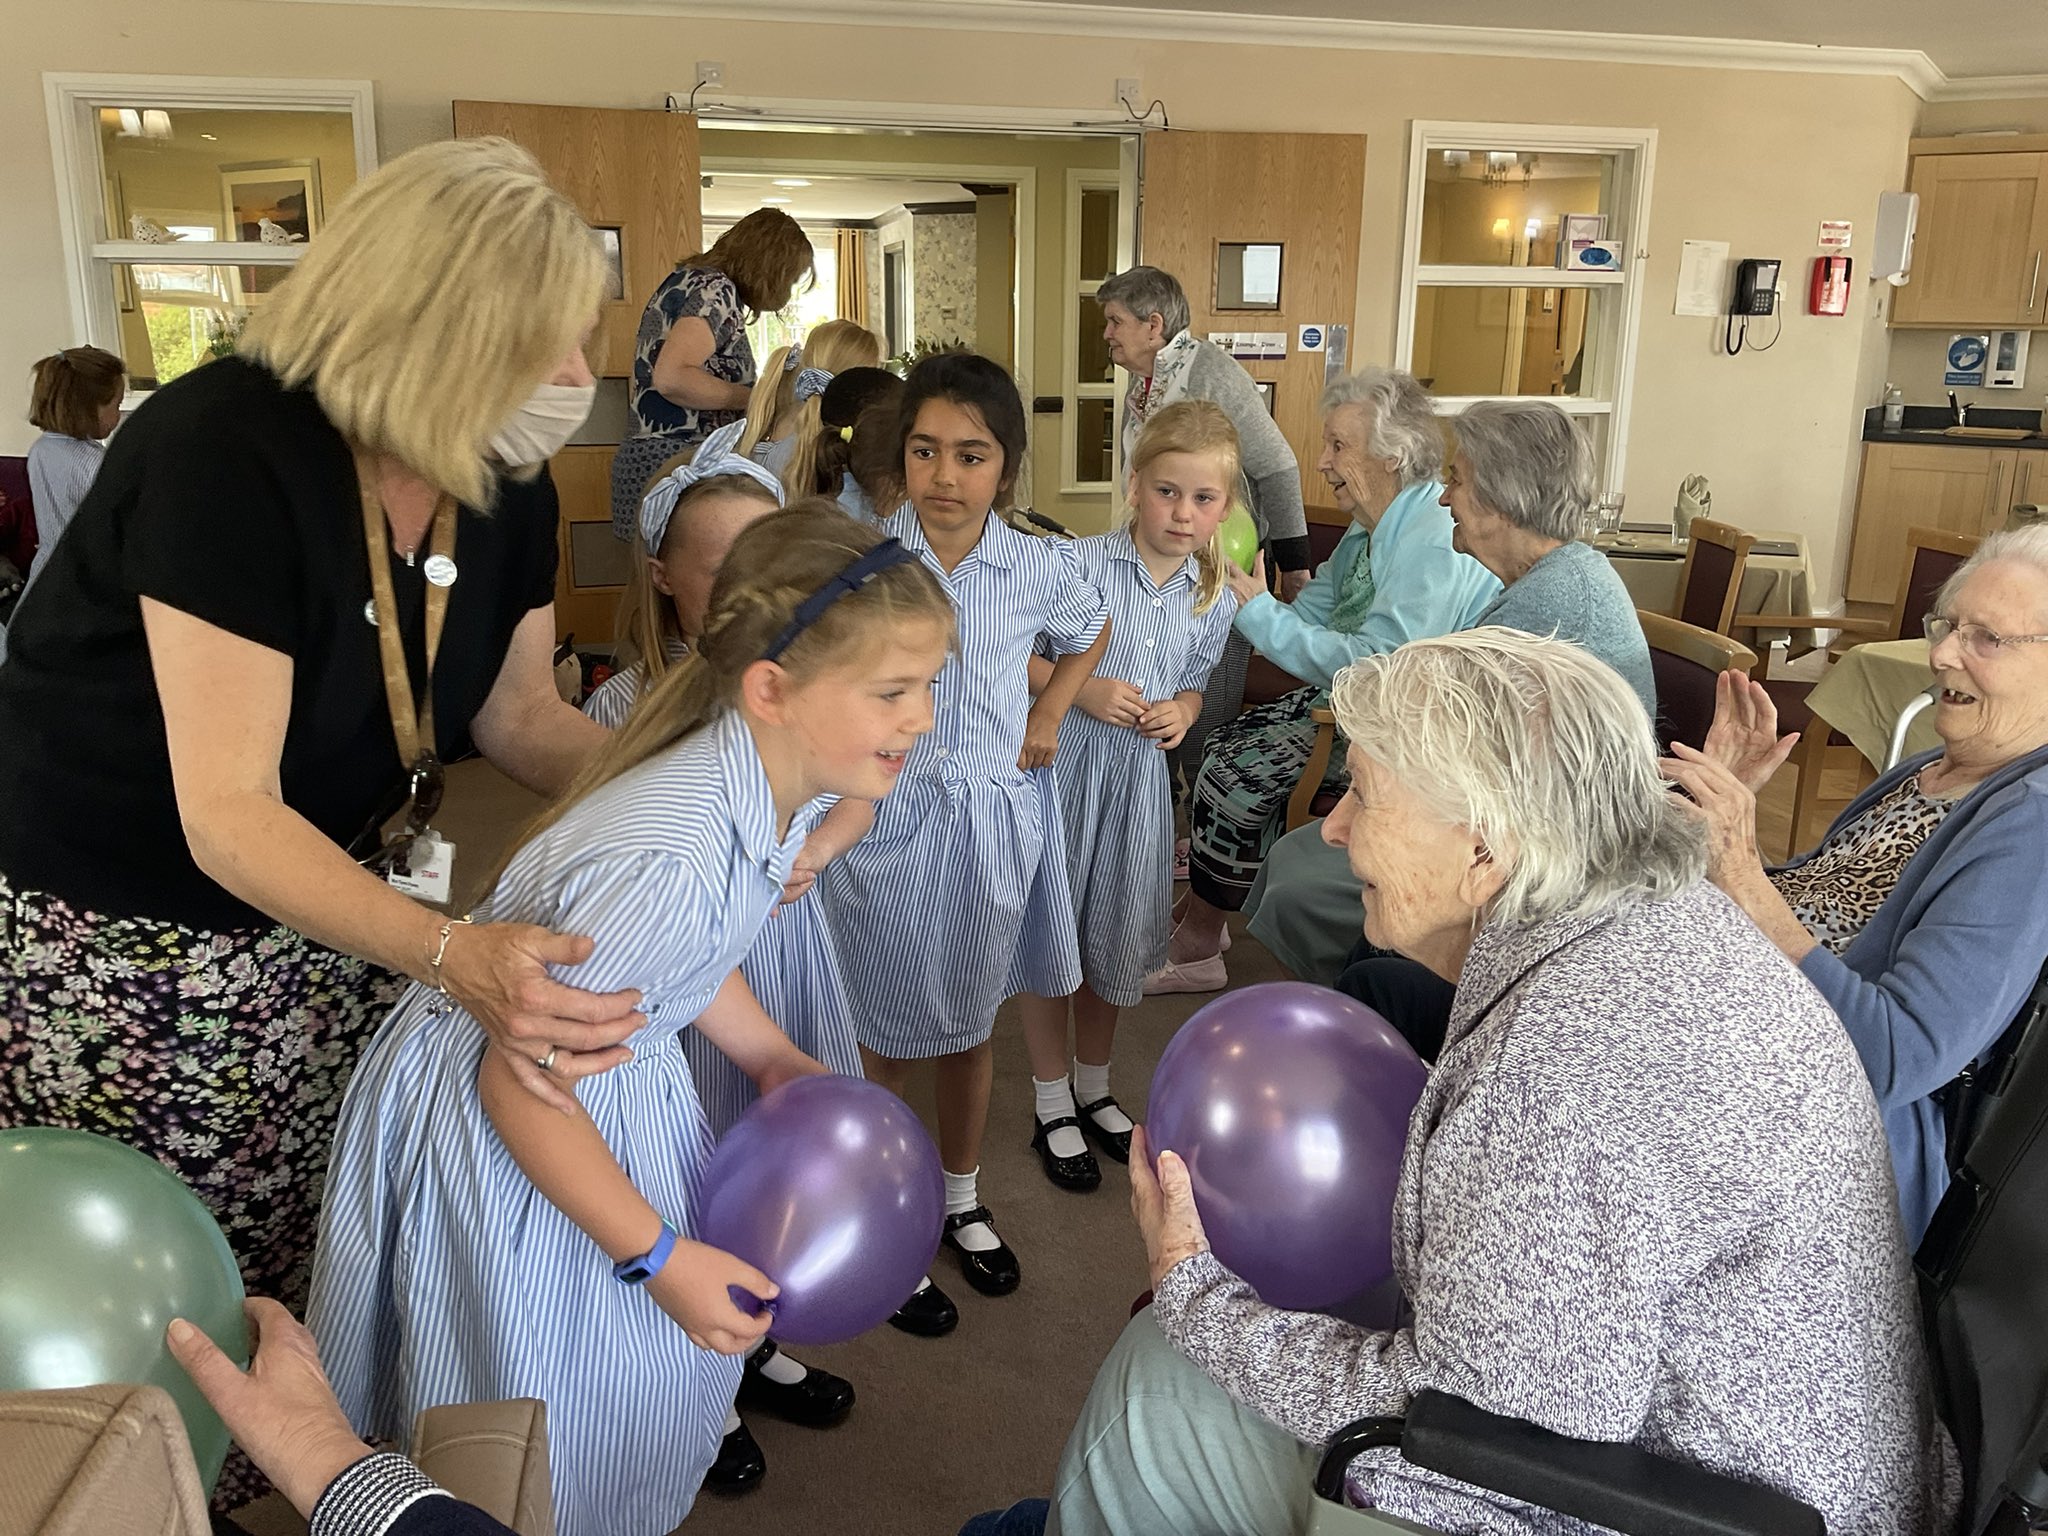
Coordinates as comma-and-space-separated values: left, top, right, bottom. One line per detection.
0, 871, 404, 1310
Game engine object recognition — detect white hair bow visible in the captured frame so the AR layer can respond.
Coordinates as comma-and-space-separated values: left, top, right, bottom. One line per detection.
637, 417, 785, 550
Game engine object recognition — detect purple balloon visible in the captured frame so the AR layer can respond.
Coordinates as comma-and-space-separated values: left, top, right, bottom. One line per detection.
1147, 982, 1426, 1312
697, 1074, 945, 1346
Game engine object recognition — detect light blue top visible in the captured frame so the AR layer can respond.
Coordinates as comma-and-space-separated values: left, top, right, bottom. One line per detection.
1793, 742, 2048, 1241
1474, 539, 1657, 720
26, 432, 104, 584
1230, 480, 1499, 690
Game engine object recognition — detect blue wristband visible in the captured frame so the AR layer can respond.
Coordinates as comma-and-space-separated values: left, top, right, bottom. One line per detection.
613, 1221, 678, 1285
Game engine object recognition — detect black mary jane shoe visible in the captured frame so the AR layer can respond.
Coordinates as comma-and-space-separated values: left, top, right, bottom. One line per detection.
942, 1205, 1021, 1296
736, 1338, 855, 1428
704, 1420, 767, 1494
1075, 1094, 1134, 1164
1031, 1113, 1103, 1192
888, 1279, 959, 1337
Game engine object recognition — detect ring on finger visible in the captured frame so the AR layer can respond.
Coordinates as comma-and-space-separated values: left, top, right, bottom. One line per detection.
536, 1046, 559, 1072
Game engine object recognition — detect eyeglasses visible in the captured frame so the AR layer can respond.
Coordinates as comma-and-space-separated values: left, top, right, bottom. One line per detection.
1924, 614, 2048, 658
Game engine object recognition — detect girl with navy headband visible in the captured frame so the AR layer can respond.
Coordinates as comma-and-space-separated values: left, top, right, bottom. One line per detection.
307, 508, 953, 1536
817, 353, 1110, 1310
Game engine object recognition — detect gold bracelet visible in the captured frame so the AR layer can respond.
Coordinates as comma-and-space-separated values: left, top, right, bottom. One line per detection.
428, 915, 472, 993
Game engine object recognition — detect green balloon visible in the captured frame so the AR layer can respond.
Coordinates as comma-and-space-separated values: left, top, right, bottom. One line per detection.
0, 1128, 248, 1492
1219, 505, 1259, 573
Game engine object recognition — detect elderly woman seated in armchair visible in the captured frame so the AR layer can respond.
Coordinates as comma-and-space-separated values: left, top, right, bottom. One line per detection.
1018, 631, 1958, 1536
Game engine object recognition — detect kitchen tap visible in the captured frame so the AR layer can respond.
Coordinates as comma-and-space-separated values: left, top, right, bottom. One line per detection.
1949, 391, 1971, 427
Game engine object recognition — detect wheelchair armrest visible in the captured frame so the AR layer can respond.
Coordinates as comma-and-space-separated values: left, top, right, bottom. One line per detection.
1399, 1392, 1823, 1536
1312, 1392, 1823, 1536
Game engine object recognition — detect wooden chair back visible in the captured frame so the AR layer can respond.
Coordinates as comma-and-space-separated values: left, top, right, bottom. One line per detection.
1889, 525, 1979, 642
1638, 608, 1759, 752
1671, 518, 1755, 636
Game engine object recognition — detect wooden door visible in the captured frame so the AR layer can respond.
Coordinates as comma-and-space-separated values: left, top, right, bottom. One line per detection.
1141, 131, 1367, 527
1846, 443, 2014, 601
1891, 152, 2048, 327
454, 101, 701, 646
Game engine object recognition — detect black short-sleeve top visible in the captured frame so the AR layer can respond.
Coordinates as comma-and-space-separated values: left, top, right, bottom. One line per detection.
0, 357, 560, 930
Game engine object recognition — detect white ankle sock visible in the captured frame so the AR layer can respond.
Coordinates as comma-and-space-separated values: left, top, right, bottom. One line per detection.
1033, 1075, 1087, 1158
722, 1405, 743, 1435
944, 1167, 1000, 1252
753, 1341, 808, 1385
1073, 1061, 1134, 1134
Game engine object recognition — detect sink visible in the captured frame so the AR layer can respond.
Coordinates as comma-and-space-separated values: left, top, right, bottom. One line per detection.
1942, 426, 2034, 439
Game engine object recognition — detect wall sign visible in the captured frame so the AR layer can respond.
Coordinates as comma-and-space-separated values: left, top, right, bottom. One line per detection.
1945, 333, 1990, 388
1298, 325, 1326, 352
1818, 220, 1852, 251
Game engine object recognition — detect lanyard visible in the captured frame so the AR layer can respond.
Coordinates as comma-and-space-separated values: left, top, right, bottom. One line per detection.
356, 450, 457, 773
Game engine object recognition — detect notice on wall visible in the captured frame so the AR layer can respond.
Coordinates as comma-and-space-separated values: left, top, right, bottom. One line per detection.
1945, 334, 1990, 388
1819, 220, 1852, 251
1675, 240, 1731, 317
1298, 325, 1326, 352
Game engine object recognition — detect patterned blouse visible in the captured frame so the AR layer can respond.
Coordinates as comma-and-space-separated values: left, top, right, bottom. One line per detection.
1773, 773, 1958, 955
630, 265, 754, 442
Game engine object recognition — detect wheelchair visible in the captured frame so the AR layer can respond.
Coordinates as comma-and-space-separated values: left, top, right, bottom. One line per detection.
1303, 959, 2048, 1536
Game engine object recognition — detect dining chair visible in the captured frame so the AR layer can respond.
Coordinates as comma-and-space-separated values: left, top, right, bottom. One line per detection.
1670, 518, 1755, 638
1636, 609, 1759, 753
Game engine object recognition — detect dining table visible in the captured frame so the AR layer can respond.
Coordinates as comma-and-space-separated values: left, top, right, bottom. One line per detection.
1803, 638, 1939, 771
1594, 530, 1816, 653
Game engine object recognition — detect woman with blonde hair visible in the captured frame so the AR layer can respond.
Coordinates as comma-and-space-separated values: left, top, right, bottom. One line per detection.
735, 316, 883, 480
610, 208, 815, 536
0, 137, 643, 1380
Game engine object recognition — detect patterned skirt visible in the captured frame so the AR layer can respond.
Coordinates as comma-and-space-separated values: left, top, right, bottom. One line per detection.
0, 872, 405, 1310
1187, 686, 1352, 912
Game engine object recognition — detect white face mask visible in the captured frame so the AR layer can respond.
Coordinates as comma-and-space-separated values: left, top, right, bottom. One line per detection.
489, 381, 595, 467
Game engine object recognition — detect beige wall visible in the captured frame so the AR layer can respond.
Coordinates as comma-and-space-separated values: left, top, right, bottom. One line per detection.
6, 1, 1931, 598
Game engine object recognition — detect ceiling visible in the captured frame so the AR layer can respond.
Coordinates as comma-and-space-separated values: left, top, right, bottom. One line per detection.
994, 0, 2048, 81
700, 173, 973, 224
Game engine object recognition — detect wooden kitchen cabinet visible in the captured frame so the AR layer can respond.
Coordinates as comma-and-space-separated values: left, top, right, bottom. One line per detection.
1845, 442, 2016, 602
1891, 142, 2048, 328
2016, 448, 2048, 518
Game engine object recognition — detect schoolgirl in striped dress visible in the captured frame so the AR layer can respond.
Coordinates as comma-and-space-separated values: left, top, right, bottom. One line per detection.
307, 508, 955, 1536
818, 353, 1110, 1299
1018, 402, 1242, 1193
587, 427, 873, 1487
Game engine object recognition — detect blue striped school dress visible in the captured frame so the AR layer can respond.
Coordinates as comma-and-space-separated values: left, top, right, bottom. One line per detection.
1051, 531, 1239, 1006
306, 709, 819, 1536
818, 506, 1108, 1058
584, 658, 863, 1137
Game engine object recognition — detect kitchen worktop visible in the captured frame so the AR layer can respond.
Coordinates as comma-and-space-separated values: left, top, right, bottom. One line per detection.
1861, 404, 2048, 448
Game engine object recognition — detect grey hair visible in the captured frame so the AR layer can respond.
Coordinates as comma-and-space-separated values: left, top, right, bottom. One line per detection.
1095, 266, 1191, 340
1449, 400, 1593, 543
1934, 522, 2048, 623
1329, 628, 1705, 927
1317, 367, 1444, 490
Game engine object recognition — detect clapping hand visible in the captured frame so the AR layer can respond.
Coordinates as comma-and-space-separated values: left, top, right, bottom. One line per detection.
1701, 669, 1800, 792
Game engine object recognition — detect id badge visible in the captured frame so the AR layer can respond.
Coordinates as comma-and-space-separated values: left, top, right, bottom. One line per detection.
387, 830, 457, 903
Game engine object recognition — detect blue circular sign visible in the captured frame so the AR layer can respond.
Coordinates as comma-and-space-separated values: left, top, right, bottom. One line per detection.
1949, 335, 1988, 371
1301, 326, 1323, 349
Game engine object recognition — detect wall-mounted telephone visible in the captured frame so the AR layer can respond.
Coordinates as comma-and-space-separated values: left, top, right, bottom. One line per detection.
1732, 258, 1781, 316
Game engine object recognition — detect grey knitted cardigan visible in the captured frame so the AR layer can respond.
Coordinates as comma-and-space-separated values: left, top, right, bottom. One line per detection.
1155, 879, 1959, 1535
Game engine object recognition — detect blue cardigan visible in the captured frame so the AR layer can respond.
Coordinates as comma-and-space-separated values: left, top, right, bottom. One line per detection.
1792, 741, 2048, 1242
1231, 481, 1499, 691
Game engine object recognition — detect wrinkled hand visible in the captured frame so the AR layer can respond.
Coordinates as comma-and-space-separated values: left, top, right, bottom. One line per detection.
1019, 703, 1062, 770
1129, 1126, 1211, 1291
1701, 669, 1800, 792
1223, 551, 1267, 609
1079, 676, 1147, 729
437, 922, 642, 1113
1138, 697, 1195, 751
1278, 567, 1311, 603
1659, 742, 1770, 887
167, 1300, 370, 1519
649, 1240, 780, 1354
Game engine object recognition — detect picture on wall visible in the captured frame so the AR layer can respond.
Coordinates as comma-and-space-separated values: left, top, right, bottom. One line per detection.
220, 158, 323, 296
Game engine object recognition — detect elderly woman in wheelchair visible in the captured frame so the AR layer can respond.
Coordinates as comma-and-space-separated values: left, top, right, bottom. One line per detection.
1025, 631, 1958, 1536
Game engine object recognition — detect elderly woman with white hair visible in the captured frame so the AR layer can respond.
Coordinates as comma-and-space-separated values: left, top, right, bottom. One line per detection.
1242, 397, 1656, 996
1022, 630, 1956, 1536
1666, 522, 2048, 1242
1149, 368, 1498, 992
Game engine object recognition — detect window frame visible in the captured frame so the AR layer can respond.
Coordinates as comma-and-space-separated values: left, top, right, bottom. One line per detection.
43, 73, 379, 396
1061, 169, 1123, 497
1395, 120, 1656, 492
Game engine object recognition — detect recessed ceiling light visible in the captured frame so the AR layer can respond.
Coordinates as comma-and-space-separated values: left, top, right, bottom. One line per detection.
772, 178, 811, 188
761, 196, 792, 205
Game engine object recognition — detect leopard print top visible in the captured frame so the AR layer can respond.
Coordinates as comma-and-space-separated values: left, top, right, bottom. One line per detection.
1773, 772, 1957, 955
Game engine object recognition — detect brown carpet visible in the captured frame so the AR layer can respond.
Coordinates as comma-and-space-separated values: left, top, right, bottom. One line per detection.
238, 753, 1837, 1536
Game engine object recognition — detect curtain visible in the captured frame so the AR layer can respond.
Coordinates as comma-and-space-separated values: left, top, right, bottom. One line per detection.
835, 227, 871, 329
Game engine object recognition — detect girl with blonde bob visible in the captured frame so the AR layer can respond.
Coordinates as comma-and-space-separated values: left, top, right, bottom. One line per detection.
310, 506, 956, 1536
0, 136, 641, 1451
736, 317, 883, 476
1016, 399, 1242, 1193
